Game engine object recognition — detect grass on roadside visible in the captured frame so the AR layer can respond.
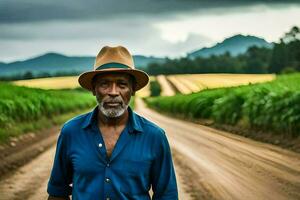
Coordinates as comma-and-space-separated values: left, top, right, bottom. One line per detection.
0, 81, 137, 143
0, 82, 96, 143
0, 108, 94, 143
145, 73, 300, 137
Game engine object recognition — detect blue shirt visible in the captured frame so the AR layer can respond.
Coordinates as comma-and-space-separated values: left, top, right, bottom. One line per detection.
47, 106, 178, 200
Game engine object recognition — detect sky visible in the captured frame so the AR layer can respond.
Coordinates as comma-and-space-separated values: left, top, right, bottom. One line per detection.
1, 0, 300, 62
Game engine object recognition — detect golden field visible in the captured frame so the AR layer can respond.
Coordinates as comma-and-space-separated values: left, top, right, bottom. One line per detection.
13, 76, 80, 89
12, 74, 276, 96
166, 74, 276, 95
12, 75, 152, 97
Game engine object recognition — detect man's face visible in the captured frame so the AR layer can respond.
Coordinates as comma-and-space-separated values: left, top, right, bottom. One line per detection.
93, 73, 134, 118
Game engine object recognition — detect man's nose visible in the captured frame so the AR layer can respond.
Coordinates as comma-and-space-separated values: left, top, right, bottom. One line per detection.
108, 83, 119, 96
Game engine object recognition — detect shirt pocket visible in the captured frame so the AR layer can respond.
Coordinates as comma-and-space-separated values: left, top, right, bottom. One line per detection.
116, 159, 152, 195
121, 159, 151, 177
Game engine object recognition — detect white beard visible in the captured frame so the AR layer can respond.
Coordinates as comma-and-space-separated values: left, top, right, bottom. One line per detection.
99, 101, 128, 118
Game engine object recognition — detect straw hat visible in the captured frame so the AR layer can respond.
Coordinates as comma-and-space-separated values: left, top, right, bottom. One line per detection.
78, 46, 149, 91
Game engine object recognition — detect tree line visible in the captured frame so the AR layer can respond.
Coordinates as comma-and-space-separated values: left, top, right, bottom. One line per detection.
145, 26, 300, 75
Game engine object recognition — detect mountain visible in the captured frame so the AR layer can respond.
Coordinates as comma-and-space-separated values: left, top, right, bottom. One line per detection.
0, 53, 165, 77
133, 55, 165, 69
188, 34, 273, 59
0, 34, 273, 77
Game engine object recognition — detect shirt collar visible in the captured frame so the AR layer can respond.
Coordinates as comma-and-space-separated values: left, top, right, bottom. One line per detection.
82, 106, 143, 134
127, 106, 143, 134
82, 106, 98, 129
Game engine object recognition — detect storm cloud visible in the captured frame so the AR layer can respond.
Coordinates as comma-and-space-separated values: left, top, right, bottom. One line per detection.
1, 0, 299, 23
0, 17, 212, 61
0, 0, 300, 61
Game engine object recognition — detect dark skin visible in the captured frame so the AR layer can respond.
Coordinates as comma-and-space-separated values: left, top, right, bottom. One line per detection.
48, 73, 135, 200
93, 73, 135, 157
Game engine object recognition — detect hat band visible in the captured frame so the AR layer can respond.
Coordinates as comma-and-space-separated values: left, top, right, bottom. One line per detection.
96, 62, 131, 70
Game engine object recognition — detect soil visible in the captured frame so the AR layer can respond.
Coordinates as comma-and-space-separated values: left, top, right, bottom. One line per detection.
0, 126, 60, 179
212, 123, 300, 154
151, 109, 300, 154
136, 98, 300, 200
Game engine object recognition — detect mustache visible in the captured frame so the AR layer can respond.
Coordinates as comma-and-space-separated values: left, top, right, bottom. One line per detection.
102, 97, 124, 104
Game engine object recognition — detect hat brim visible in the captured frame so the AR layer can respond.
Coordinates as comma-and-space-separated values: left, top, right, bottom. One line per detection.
78, 68, 149, 91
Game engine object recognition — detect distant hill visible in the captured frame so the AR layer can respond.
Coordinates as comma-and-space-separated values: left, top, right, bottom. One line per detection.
188, 34, 273, 59
0, 34, 274, 77
133, 55, 165, 69
0, 53, 165, 77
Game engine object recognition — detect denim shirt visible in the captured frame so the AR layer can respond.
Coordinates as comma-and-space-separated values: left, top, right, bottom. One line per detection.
47, 106, 178, 200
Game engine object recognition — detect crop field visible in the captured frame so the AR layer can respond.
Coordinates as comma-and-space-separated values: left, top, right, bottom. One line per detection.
12, 74, 275, 97
12, 75, 151, 98
156, 75, 176, 96
135, 76, 154, 98
13, 76, 151, 98
166, 74, 276, 94
146, 73, 300, 136
0, 82, 96, 142
13, 76, 80, 89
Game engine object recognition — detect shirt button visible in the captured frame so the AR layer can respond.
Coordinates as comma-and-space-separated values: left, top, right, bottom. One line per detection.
106, 163, 110, 167
106, 198, 111, 200
105, 178, 111, 183
98, 143, 103, 148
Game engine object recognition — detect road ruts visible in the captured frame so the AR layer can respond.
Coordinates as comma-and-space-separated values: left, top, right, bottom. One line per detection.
135, 98, 300, 200
0, 146, 55, 200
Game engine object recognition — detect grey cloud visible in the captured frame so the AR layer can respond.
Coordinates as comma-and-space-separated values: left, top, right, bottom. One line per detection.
0, 18, 212, 61
1, 0, 299, 23
1, 0, 299, 62
0, 16, 159, 40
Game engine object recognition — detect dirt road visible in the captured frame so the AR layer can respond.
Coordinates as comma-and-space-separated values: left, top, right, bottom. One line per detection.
135, 98, 300, 200
0, 139, 56, 200
1, 99, 300, 200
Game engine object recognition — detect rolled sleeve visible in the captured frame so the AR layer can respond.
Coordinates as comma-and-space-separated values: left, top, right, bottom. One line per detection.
151, 130, 178, 200
47, 126, 73, 197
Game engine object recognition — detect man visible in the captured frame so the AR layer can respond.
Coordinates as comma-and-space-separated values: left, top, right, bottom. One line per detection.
47, 46, 178, 200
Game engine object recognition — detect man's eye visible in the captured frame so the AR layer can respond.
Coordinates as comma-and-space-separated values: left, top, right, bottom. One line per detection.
99, 82, 108, 87
119, 83, 128, 87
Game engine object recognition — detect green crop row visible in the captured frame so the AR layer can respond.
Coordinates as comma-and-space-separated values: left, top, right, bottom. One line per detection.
0, 82, 96, 141
150, 78, 162, 97
145, 73, 300, 137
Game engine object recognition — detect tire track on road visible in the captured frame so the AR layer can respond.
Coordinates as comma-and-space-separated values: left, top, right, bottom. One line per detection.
136, 98, 300, 200
0, 146, 55, 200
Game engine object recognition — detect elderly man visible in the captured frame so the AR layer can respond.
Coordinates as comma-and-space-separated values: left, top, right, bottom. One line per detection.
47, 46, 178, 200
